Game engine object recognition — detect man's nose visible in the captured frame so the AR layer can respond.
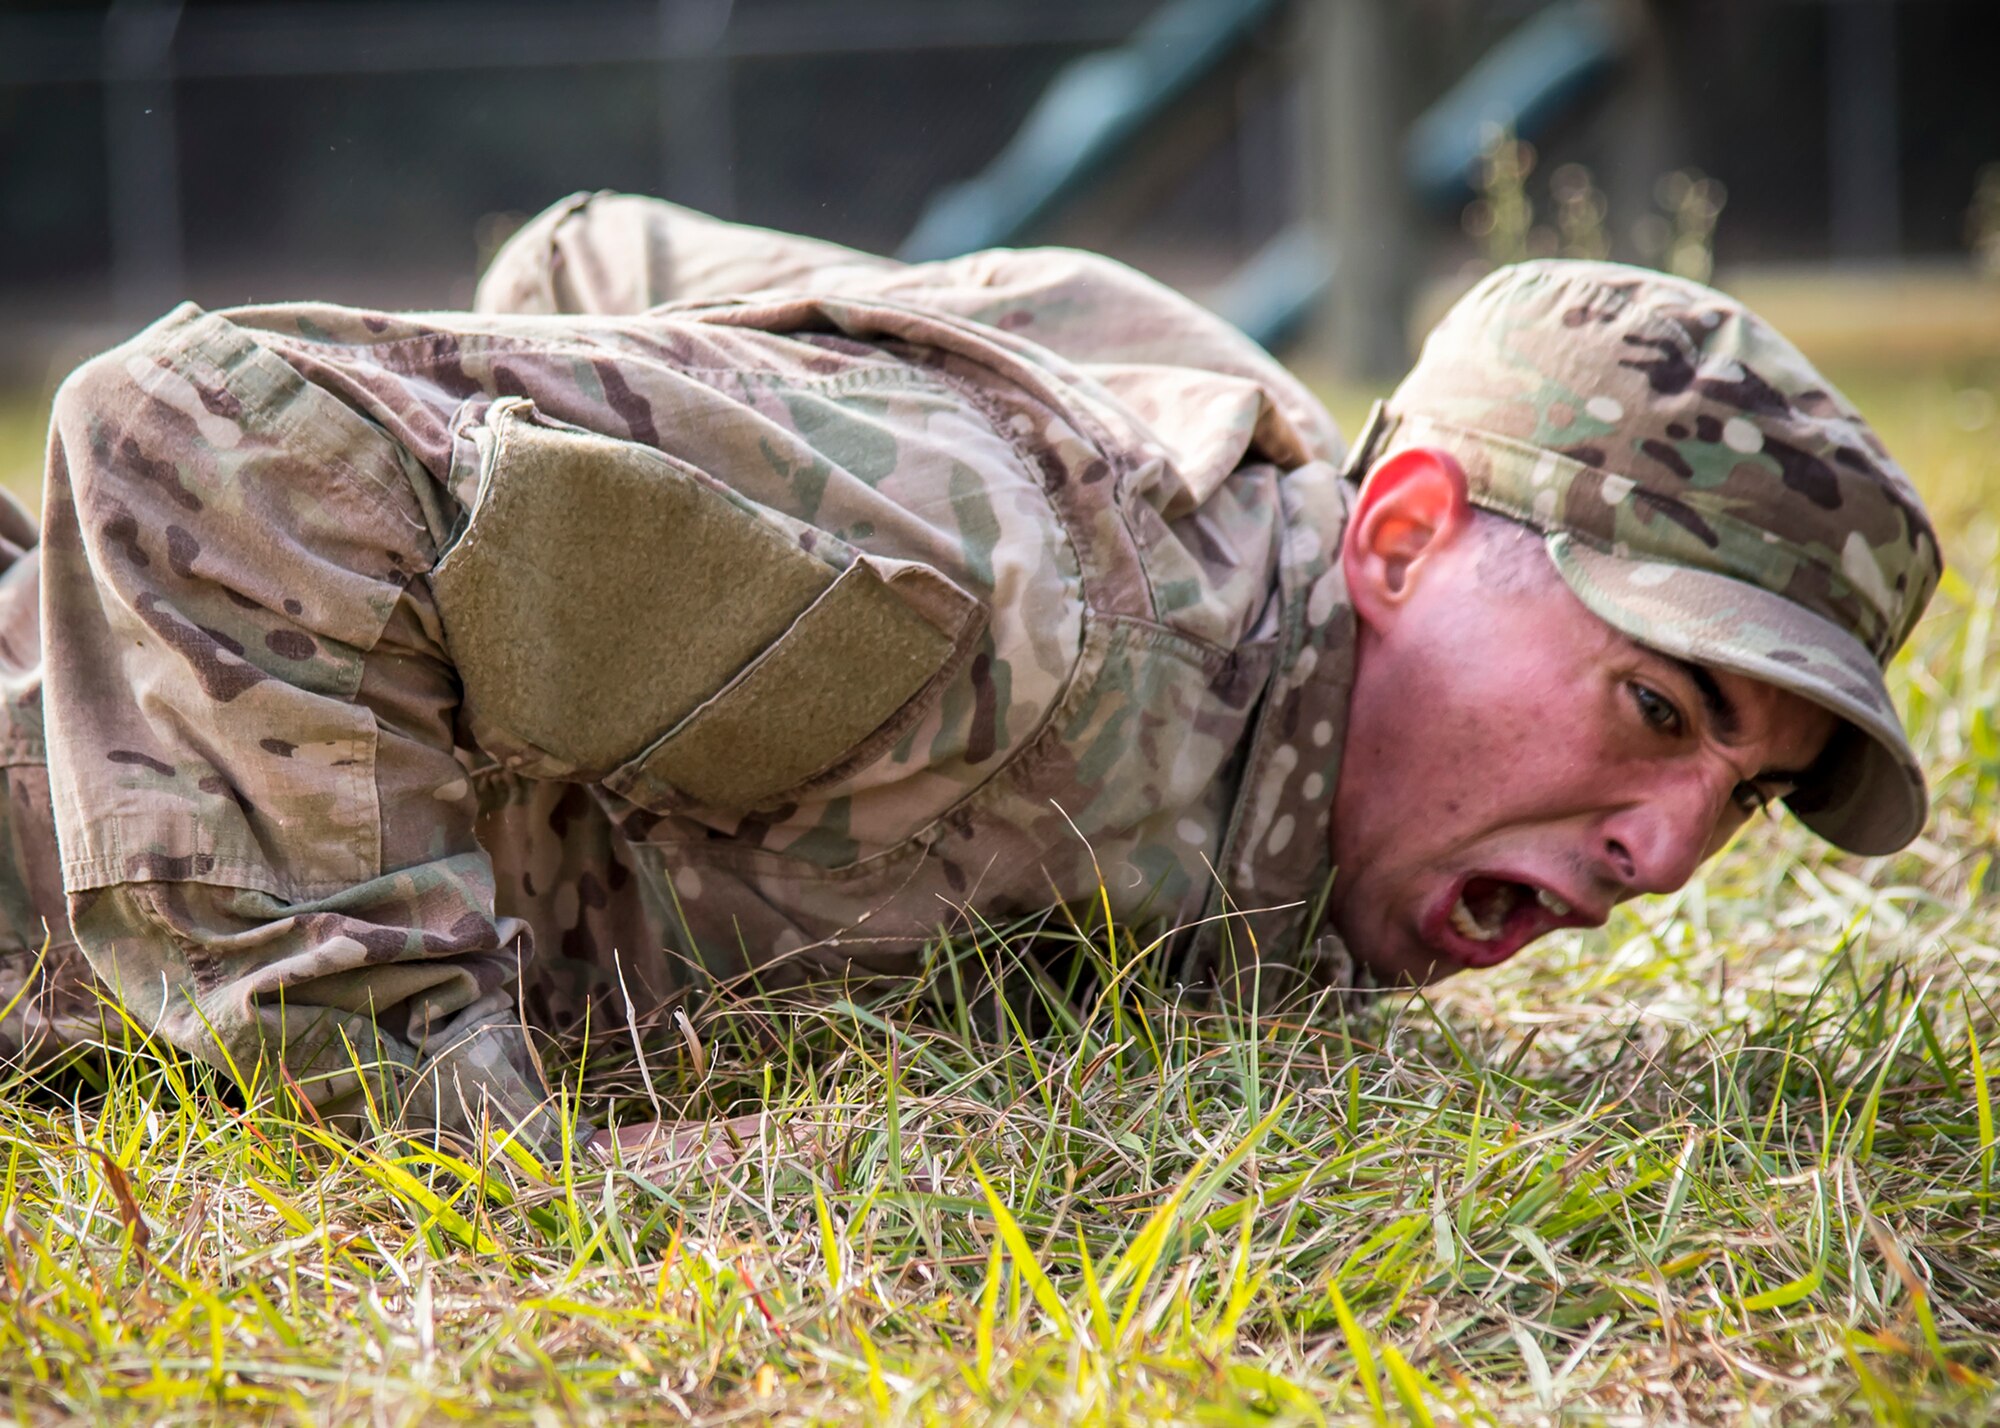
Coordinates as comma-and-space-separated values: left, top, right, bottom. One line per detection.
1597, 769, 1728, 897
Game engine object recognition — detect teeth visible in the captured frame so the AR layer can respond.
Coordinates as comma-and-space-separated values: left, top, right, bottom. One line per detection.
1449, 895, 1502, 942
1536, 888, 1572, 917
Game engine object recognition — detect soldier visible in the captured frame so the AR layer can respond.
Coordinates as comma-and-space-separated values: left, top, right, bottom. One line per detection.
0, 193, 1940, 1161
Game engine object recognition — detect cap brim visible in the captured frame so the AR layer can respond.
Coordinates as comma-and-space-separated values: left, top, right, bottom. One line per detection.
1545, 533, 1927, 855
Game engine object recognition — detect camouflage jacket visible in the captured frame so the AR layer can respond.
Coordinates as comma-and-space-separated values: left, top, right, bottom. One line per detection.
8, 195, 1358, 1159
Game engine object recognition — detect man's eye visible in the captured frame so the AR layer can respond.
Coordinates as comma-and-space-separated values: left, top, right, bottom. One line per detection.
1630, 683, 1683, 735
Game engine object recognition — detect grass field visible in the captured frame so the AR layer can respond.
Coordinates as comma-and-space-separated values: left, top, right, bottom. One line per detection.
2, 351, 1999, 1425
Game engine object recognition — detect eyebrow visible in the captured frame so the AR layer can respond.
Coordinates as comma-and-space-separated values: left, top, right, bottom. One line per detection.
1666, 655, 1817, 788
1669, 657, 1739, 741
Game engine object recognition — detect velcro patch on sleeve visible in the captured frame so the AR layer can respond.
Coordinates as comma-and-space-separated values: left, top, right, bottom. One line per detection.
432, 398, 979, 807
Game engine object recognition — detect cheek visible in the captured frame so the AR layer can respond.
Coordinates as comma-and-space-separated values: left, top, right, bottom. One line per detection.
1349, 597, 1634, 830
1449, 663, 1638, 811
1466, 704, 1585, 812
1390, 669, 1571, 824
1439, 637, 1585, 748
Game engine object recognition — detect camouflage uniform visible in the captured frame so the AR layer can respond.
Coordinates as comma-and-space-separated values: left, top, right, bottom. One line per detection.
18, 195, 1359, 1158
3, 196, 1941, 1160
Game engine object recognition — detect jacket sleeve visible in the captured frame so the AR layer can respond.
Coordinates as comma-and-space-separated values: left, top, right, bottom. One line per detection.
41, 305, 583, 1162
69, 879, 575, 1157
474, 190, 901, 317
475, 193, 1344, 472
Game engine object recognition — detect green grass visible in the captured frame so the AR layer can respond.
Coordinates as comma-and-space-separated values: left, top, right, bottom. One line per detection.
3, 356, 2000, 1424
0, 392, 49, 510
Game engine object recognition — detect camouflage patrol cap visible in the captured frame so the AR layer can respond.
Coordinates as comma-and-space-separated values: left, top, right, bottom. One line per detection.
1346, 259, 1942, 854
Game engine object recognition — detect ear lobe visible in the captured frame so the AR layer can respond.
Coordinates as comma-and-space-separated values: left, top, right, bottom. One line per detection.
1342, 445, 1473, 623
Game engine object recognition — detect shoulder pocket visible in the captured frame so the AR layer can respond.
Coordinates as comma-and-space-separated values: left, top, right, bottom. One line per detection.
432, 398, 984, 811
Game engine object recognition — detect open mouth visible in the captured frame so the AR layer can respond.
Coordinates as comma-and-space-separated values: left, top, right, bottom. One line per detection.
1427, 873, 1590, 969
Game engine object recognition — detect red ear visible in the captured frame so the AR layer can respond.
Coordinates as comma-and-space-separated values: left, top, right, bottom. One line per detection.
1343, 446, 1473, 618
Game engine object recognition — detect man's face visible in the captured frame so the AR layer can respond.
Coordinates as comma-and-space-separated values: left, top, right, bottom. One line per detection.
1327, 450, 1840, 987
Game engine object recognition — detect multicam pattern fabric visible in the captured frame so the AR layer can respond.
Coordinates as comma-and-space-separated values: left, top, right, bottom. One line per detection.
1358, 260, 1941, 853
0, 498, 115, 1068
12, 194, 1360, 1158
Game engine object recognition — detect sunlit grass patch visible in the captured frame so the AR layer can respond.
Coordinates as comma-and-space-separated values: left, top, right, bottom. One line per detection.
0, 392, 49, 509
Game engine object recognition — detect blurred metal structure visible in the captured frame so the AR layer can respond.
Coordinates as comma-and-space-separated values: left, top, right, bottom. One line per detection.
1403, 0, 1626, 210
2, 0, 1645, 358
1303, 0, 1405, 378
897, 0, 1286, 261
895, 0, 1636, 365
0, 1, 1156, 81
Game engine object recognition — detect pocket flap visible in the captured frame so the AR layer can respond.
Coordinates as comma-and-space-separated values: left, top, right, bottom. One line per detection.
607, 556, 974, 812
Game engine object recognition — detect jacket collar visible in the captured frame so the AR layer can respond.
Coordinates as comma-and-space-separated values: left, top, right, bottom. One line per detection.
1188, 459, 1365, 1003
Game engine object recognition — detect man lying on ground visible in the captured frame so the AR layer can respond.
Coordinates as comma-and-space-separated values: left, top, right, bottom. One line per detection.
0, 193, 1940, 1161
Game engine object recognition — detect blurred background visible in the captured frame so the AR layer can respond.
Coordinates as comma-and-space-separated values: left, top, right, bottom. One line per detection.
2, 0, 1997, 531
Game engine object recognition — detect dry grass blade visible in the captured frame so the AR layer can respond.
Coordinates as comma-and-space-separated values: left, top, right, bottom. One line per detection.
88, 1146, 151, 1255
